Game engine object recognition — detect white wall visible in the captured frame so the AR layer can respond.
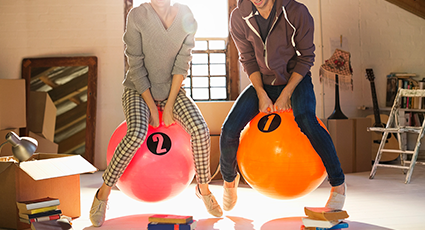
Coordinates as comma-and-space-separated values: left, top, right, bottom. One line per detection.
0, 0, 125, 169
0, 0, 424, 169
317, 0, 425, 119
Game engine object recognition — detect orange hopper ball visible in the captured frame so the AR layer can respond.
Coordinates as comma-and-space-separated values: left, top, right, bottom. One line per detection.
237, 110, 327, 200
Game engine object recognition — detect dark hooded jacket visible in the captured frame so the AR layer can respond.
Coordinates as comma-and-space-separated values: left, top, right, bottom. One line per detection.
230, 0, 315, 85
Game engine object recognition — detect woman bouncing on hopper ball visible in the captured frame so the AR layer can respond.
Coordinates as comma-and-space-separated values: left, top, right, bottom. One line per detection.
220, 0, 346, 211
89, 0, 223, 227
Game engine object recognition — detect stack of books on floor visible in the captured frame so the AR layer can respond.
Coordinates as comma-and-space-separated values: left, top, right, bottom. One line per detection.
147, 214, 197, 230
16, 197, 73, 229
16, 197, 61, 224
301, 207, 349, 230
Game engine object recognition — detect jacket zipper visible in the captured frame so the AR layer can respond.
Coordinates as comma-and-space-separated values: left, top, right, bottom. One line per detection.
243, 10, 280, 84
243, 11, 270, 70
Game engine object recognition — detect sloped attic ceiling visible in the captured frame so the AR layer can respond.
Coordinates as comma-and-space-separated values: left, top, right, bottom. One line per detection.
385, 0, 425, 20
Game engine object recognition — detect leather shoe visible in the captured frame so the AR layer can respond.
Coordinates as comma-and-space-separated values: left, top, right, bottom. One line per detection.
90, 190, 108, 227
196, 185, 223, 217
223, 173, 240, 211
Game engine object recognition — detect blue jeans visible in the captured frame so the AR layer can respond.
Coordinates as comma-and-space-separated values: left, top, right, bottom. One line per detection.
219, 75, 345, 187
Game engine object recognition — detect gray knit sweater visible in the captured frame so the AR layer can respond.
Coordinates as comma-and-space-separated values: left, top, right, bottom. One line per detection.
122, 3, 197, 101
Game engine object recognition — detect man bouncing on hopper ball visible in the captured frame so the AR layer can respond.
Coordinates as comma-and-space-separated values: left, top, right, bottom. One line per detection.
219, 0, 346, 211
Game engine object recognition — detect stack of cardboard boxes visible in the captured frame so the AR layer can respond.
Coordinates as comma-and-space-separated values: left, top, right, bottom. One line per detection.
0, 79, 97, 229
0, 80, 58, 157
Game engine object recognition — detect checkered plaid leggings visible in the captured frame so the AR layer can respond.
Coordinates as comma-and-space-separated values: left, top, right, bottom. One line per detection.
103, 88, 211, 186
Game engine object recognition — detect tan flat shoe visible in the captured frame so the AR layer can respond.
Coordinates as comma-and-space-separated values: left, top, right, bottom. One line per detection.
223, 173, 240, 211
196, 185, 223, 217
89, 190, 108, 227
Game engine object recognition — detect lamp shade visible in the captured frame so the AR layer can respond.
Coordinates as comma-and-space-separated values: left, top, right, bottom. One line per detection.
6, 131, 38, 162
319, 48, 353, 91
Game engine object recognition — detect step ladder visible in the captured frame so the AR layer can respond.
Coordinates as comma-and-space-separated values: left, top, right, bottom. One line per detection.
368, 88, 425, 183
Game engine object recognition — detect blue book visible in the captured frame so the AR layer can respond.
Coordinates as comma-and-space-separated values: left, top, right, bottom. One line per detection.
315, 222, 349, 230
148, 220, 197, 230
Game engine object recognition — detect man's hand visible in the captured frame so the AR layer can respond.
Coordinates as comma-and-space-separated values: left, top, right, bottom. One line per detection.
274, 89, 292, 113
258, 91, 274, 113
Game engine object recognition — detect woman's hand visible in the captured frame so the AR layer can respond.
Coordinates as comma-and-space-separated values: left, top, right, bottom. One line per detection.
162, 104, 175, 127
149, 107, 160, 128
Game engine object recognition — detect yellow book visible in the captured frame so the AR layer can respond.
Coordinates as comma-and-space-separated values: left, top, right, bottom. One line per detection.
19, 205, 58, 215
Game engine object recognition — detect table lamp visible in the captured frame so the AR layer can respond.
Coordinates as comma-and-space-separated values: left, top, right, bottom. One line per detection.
320, 48, 353, 119
0, 131, 38, 162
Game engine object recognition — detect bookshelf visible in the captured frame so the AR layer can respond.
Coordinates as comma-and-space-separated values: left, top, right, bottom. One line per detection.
378, 107, 425, 161
385, 73, 425, 161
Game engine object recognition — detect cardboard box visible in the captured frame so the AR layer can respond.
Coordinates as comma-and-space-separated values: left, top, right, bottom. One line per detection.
353, 117, 372, 172
327, 119, 355, 173
196, 101, 234, 180
0, 79, 26, 130
196, 101, 234, 135
210, 136, 222, 180
28, 91, 57, 142
29, 131, 58, 154
327, 118, 373, 173
0, 153, 97, 229
0, 129, 20, 157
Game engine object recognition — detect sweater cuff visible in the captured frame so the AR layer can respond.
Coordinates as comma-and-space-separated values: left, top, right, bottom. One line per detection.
171, 68, 189, 79
292, 65, 309, 78
131, 69, 151, 94
244, 64, 260, 78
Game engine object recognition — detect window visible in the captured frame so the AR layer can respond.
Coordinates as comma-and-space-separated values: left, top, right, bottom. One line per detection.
184, 38, 228, 100
131, 0, 230, 100
132, 0, 228, 38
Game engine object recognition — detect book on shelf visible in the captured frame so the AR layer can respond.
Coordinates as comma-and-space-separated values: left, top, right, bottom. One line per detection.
417, 113, 424, 125
31, 218, 73, 230
304, 207, 349, 221
302, 221, 349, 230
16, 197, 60, 211
386, 77, 398, 107
19, 209, 62, 220
419, 80, 425, 109
387, 72, 417, 78
301, 218, 341, 228
19, 205, 59, 215
148, 214, 193, 224
147, 220, 197, 230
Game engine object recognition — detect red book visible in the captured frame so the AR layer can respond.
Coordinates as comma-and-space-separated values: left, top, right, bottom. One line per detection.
30, 214, 61, 223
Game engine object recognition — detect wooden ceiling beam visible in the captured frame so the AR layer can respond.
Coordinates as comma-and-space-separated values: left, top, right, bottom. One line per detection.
385, 0, 425, 20
58, 129, 86, 154
48, 73, 88, 104
55, 101, 88, 134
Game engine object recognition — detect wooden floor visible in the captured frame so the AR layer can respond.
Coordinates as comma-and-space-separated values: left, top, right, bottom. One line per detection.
69, 163, 425, 230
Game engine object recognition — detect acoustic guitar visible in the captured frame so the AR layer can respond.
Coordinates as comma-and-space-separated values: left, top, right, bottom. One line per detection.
365, 69, 399, 162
